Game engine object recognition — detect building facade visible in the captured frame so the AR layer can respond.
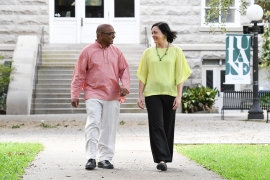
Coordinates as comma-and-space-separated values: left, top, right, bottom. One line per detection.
1, 0, 269, 99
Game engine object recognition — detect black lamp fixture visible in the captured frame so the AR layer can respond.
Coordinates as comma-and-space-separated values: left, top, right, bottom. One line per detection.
244, 4, 264, 119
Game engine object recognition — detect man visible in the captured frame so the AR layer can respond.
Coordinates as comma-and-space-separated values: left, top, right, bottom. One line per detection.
71, 24, 130, 170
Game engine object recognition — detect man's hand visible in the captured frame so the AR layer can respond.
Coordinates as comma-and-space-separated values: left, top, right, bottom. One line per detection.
71, 99, 79, 108
119, 87, 128, 97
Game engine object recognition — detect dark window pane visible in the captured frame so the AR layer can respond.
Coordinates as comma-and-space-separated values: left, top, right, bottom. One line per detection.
221, 70, 234, 92
85, 0, 104, 18
206, 70, 213, 89
54, 0, 75, 18
114, 0, 134, 17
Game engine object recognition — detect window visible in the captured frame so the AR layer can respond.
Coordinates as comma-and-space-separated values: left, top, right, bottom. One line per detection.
206, 70, 213, 89
201, 0, 240, 27
114, 0, 134, 18
85, 0, 104, 18
54, 0, 75, 18
220, 70, 235, 92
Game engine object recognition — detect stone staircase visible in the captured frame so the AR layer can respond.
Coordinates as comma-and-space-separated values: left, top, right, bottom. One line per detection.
31, 44, 147, 114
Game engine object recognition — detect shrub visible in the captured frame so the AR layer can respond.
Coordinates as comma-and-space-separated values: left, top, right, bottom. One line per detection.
0, 55, 14, 114
181, 86, 218, 113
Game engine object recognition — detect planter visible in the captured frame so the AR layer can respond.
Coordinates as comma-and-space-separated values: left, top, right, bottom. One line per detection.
0, 109, 6, 115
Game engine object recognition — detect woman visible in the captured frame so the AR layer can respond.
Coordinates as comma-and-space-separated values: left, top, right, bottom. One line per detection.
136, 22, 192, 171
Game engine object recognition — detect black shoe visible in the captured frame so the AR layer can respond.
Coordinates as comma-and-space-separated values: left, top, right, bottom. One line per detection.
157, 161, 167, 171
98, 160, 114, 169
85, 159, 96, 170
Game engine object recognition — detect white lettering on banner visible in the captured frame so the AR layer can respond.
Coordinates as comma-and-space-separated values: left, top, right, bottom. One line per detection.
227, 36, 250, 76
225, 34, 251, 84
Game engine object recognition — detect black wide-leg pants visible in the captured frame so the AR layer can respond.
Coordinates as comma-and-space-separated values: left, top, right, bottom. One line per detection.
145, 95, 176, 163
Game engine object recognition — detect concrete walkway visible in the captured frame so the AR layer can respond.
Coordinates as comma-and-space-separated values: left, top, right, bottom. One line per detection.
0, 112, 269, 180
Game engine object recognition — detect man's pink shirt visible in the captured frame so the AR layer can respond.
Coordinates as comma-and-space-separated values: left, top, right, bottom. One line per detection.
71, 41, 130, 102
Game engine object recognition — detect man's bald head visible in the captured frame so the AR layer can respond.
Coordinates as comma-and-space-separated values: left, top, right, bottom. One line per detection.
96, 24, 115, 48
96, 24, 113, 34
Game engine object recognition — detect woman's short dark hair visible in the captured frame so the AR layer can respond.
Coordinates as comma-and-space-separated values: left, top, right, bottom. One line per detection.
151, 22, 178, 43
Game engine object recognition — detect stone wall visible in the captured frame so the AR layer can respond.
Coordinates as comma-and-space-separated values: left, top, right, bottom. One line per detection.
0, 0, 49, 44
140, 0, 254, 89
0, 0, 260, 91
140, 0, 251, 44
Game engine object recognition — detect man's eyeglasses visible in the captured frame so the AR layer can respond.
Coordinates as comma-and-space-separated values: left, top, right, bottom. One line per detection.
101, 32, 116, 36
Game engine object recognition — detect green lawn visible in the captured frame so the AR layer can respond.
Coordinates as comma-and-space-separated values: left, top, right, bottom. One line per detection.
0, 142, 44, 180
176, 144, 270, 180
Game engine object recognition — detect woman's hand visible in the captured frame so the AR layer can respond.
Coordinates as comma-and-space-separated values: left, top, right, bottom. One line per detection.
137, 96, 145, 109
173, 96, 181, 110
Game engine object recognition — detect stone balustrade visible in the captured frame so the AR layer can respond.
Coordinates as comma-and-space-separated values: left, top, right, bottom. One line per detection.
6, 36, 39, 115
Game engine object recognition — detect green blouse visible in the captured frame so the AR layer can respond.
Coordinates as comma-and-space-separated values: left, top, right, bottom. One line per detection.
137, 46, 192, 97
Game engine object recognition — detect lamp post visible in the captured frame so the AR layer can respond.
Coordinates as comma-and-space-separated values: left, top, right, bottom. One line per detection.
246, 4, 264, 119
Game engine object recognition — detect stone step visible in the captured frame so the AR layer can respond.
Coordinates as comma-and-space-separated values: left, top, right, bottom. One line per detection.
43, 44, 146, 51
41, 58, 141, 64
42, 50, 82, 55
35, 93, 139, 98
38, 69, 137, 73
38, 66, 74, 71
38, 72, 137, 78
42, 52, 143, 58
42, 55, 79, 59
31, 44, 146, 114
35, 83, 139, 89
33, 103, 140, 108
39, 63, 140, 69
41, 62, 76, 66
38, 70, 74, 75
33, 98, 138, 104
35, 87, 138, 93
36, 79, 139, 84
38, 65, 138, 71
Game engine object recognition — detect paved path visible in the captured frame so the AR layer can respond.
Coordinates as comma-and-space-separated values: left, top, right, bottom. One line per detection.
0, 112, 269, 180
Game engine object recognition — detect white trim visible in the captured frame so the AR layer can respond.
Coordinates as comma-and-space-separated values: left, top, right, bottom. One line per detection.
0, 44, 15, 50
202, 65, 241, 92
49, 0, 53, 43
76, 0, 81, 44
201, 0, 241, 28
136, 0, 140, 44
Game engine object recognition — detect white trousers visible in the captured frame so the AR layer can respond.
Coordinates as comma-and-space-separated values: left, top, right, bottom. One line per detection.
85, 99, 120, 161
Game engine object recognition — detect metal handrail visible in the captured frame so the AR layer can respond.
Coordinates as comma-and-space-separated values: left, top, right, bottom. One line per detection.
32, 26, 44, 114
40, 26, 44, 46
145, 27, 150, 48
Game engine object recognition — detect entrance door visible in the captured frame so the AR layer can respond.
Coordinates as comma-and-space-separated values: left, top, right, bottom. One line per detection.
81, 0, 109, 43
80, 0, 139, 44
50, 0, 139, 44
202, 62, 240, 112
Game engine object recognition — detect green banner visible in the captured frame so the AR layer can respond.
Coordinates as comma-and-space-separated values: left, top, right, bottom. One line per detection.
225, 34, 251, 84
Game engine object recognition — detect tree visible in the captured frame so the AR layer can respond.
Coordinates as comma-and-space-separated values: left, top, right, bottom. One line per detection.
204, 0, 270, 68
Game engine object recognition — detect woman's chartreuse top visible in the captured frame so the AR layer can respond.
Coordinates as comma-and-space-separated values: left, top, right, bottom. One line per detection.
136, 46, 192, 97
